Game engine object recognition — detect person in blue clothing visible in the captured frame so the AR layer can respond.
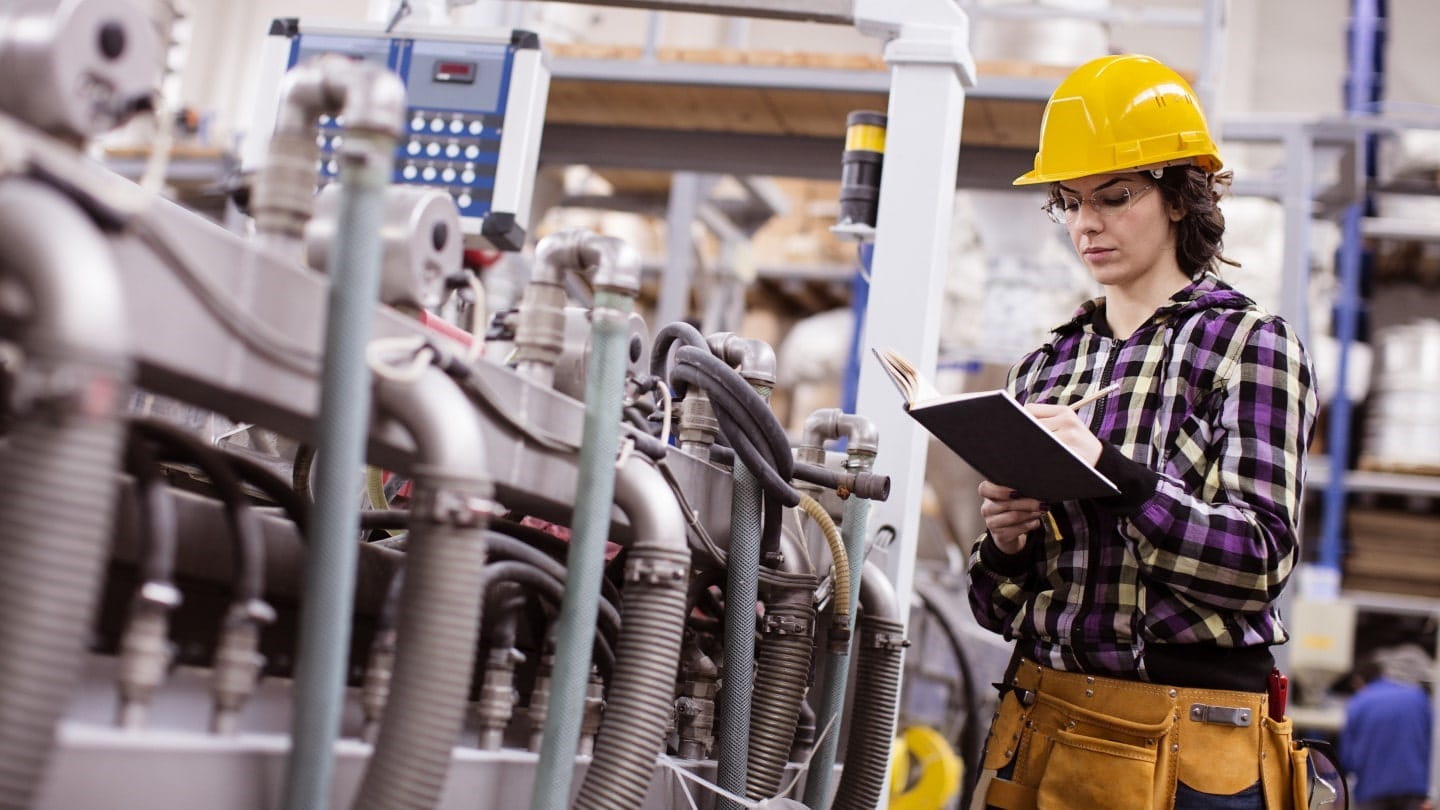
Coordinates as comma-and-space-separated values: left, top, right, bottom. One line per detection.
1341, 654, 1433, 810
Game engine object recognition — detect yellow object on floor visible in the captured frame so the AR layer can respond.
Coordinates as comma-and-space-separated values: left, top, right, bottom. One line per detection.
890, 725, 963, 810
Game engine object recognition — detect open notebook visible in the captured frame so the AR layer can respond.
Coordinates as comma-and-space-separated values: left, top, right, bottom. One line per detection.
872, 347, 1119, 502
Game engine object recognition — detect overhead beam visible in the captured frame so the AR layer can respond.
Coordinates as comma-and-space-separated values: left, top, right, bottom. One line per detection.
539, 124, 1033, 189
526, 0, 853, 25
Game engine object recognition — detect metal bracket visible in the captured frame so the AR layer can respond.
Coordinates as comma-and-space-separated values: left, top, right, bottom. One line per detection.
1189, 703, 1253, 727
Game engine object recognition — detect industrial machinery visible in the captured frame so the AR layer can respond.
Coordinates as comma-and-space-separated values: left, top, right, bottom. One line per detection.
0, 2, 908, 809
242, 19, 550, 251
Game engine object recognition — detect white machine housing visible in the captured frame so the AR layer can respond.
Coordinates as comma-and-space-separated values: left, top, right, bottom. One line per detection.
245, 19, 550, 251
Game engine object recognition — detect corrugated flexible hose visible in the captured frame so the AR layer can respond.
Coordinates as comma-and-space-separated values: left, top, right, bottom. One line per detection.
573, 546, 692, 810
745, 595, 818, 801
832, 614, 907, 810
0, 180, 129, 810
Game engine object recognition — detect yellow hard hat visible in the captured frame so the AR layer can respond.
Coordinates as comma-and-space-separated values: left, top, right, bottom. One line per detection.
1013, 53, 1223, 185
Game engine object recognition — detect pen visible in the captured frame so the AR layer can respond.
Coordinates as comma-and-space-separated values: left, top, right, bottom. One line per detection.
1067, 382, 1122, 412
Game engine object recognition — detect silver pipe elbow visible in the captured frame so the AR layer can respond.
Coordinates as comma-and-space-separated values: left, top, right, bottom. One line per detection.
342, 62, 407, 137
532, 228, 588, 287
581, 235, 642, 296
706, 332, 777, 387
271, 55, 347, 138
836, 413, 880, 457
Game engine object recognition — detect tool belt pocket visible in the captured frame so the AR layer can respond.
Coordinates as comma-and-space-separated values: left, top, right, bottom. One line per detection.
1021, 692, 1172, 810
1035, 727, 1159, 810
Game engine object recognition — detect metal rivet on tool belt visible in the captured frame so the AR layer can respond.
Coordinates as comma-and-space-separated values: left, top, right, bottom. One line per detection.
1085, 689, 1094, 697
1086, 676, 1095, 684
1168, 689, 1178, 698
1005, 750, 1013, 757
1172, 744, 1179, 752
1067, 721, 1076, 729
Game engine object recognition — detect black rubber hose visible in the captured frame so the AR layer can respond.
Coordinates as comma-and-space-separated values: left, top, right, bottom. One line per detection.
291, 443, 316, 499
360, 509, 410, 532
671, 347, 792, 478
124, 434, 178, 587
708, 445, 892, 502
648, 321, 708, 382
832, 615, 907, 810
482, 585, 527, 652
223, 452, 311, 536
622, 406, 654, 436
488, 523, 624, 611
668, 363, 797, 507
131, 419, 267, 604
481, 559, 615, 677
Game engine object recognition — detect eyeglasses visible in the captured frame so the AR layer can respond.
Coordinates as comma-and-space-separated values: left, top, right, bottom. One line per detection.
1043, 183, 1156, 225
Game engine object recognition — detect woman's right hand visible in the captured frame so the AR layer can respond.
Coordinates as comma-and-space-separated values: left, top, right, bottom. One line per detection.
978, 481, 1047, 554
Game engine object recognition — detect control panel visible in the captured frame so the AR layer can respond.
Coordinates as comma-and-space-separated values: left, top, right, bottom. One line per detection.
246, 20, 550, 251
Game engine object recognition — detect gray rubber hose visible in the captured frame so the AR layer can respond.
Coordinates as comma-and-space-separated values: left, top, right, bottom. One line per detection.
832, 563, 907, 810
0, 180, 130, 810
352, 367, 492, 810
574, 455, 692, 810
716, 456, 763, 810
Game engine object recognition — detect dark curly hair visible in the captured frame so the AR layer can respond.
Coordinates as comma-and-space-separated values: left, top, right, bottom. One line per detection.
1156, 165, 1238, 279
1049, 165, 1238, 280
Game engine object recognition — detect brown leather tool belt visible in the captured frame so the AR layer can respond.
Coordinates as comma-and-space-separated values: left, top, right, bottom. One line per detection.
970, 658, 1301, 810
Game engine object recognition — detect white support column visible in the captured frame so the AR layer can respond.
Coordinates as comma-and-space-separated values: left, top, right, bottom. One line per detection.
852, 0, 975, 629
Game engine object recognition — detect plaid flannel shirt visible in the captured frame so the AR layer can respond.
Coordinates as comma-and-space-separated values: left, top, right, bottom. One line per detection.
968, 275, 1319, 679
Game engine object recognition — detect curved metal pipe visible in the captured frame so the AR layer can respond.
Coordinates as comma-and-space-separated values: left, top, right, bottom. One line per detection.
351, 366, 493, 810
573, 455, 692, 810
799, 408, 880, 457
253, 55, 406, 251
0, 178, 130, 809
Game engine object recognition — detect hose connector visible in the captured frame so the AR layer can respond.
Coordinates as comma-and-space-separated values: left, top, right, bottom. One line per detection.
706, 332, 777, 388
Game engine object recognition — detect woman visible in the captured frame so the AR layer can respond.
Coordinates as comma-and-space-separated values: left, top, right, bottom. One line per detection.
967, 54, 1320, 810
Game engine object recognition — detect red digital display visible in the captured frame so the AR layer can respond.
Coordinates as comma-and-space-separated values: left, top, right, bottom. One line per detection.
433, 61, 477, 84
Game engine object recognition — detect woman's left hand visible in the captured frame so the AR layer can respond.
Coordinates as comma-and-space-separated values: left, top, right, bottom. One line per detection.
1024, 403, 1103, 466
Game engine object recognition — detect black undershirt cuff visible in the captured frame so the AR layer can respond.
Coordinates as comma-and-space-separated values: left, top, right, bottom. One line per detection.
979, 530, 1040, 578
1094, 441, 1160, 516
